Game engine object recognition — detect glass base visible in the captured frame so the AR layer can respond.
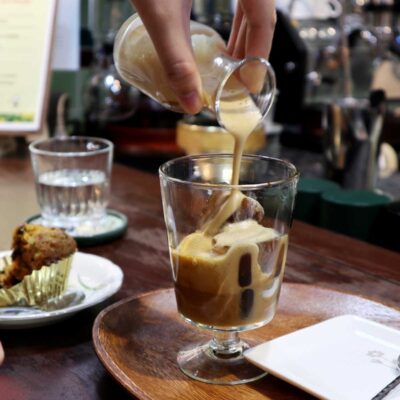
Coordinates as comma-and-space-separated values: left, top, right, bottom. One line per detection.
177, 333, 267, 385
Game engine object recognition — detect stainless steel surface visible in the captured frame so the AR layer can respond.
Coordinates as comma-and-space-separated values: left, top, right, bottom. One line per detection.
324, 94, 386, 190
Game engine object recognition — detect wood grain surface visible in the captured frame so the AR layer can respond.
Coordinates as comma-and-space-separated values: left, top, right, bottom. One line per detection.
93, 284, 400, 400
0, 157, 399, 400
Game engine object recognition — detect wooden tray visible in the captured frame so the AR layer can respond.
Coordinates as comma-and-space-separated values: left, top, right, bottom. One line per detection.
92, 284, 400, 400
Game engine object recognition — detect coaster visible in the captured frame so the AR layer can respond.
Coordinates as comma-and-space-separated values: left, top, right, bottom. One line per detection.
26, 209, 128, 246
245, 315, 400, 400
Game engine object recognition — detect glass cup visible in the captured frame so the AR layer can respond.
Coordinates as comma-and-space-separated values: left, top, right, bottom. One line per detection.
29, 136, 113, 233
113, 14, 276, 131
159, 154, 299, 384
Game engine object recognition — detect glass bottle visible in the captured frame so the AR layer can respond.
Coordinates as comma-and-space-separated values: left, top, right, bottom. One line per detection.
113, 14, 276, 132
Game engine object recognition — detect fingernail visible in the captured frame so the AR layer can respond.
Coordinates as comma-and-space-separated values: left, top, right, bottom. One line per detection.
179, 91, 203, 114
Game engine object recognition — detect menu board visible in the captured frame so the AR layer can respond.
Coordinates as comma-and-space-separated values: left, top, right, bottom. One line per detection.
0, 0, 57, 135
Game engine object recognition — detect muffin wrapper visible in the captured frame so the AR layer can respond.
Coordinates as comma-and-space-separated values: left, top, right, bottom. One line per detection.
0, 254, 73, 308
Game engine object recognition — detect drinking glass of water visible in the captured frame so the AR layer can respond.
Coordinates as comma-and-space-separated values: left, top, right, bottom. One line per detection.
29, 136, 113, 233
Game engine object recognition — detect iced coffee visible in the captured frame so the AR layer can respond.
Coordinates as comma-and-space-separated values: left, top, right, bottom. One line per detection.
173, 198, 288, 328
116, 13, 287, 330
172, 89, 288, 329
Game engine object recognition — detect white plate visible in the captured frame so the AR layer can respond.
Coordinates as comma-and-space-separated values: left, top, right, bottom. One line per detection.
0, 251, 123, 329
245, 315, 400, 400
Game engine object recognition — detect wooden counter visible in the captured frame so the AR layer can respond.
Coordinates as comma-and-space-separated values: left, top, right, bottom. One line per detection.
0, 157, 399, 400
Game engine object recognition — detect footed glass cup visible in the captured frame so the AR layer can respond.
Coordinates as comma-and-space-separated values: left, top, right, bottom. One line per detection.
159, 154, 298, 384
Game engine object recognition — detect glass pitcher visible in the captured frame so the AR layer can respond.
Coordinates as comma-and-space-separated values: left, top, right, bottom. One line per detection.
113, 14, 276, 131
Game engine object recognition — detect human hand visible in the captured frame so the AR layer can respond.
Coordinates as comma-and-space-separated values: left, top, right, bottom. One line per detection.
131, 0, 276, 113
131, 0, 203, 114
227, 1, 277, 94
227, 0, 276, 60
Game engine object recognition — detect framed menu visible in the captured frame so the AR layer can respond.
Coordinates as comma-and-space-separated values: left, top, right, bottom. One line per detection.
0, 0, 57, 135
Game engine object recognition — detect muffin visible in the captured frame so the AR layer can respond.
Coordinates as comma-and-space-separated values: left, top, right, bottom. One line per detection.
0, 224, 77, 307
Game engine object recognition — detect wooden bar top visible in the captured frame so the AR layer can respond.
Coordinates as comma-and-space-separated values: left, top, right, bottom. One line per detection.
0, 157, 399, 400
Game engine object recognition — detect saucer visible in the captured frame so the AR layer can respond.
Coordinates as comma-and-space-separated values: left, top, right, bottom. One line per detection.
245, 315, 400, 400
0, 251, 123, 328
26, 209, 128, 246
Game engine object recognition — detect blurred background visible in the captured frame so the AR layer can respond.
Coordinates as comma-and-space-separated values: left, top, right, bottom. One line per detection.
1, 0, 400, 250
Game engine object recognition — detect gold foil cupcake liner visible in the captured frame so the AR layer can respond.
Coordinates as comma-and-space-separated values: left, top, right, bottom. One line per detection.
0, 254, 73, 309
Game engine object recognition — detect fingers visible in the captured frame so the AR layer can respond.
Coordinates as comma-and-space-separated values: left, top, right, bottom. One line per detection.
232, 17, 247, 59
228, 0, 277, 59
226, 1, 276, 94
0, 341, 4, 365
130, 0, 276, 113
242, 0, 276, 59
132, 0, 203, 114
227, 2, 244, 54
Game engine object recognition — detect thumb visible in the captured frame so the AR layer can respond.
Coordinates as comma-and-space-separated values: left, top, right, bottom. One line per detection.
133, 2, 203, 114
163, 58, 203, 114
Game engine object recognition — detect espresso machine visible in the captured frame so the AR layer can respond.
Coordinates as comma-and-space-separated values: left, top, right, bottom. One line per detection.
322, 0, 400, 190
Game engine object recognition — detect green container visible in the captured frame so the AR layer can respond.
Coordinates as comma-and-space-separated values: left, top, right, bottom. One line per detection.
320, 189, 391, 242
294, 178, 340, 225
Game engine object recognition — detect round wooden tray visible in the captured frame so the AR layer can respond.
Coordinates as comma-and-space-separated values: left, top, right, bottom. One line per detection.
92, 284, 400, 400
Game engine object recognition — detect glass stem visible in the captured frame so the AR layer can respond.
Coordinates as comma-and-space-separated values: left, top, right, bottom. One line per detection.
209, 331, 246, 359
